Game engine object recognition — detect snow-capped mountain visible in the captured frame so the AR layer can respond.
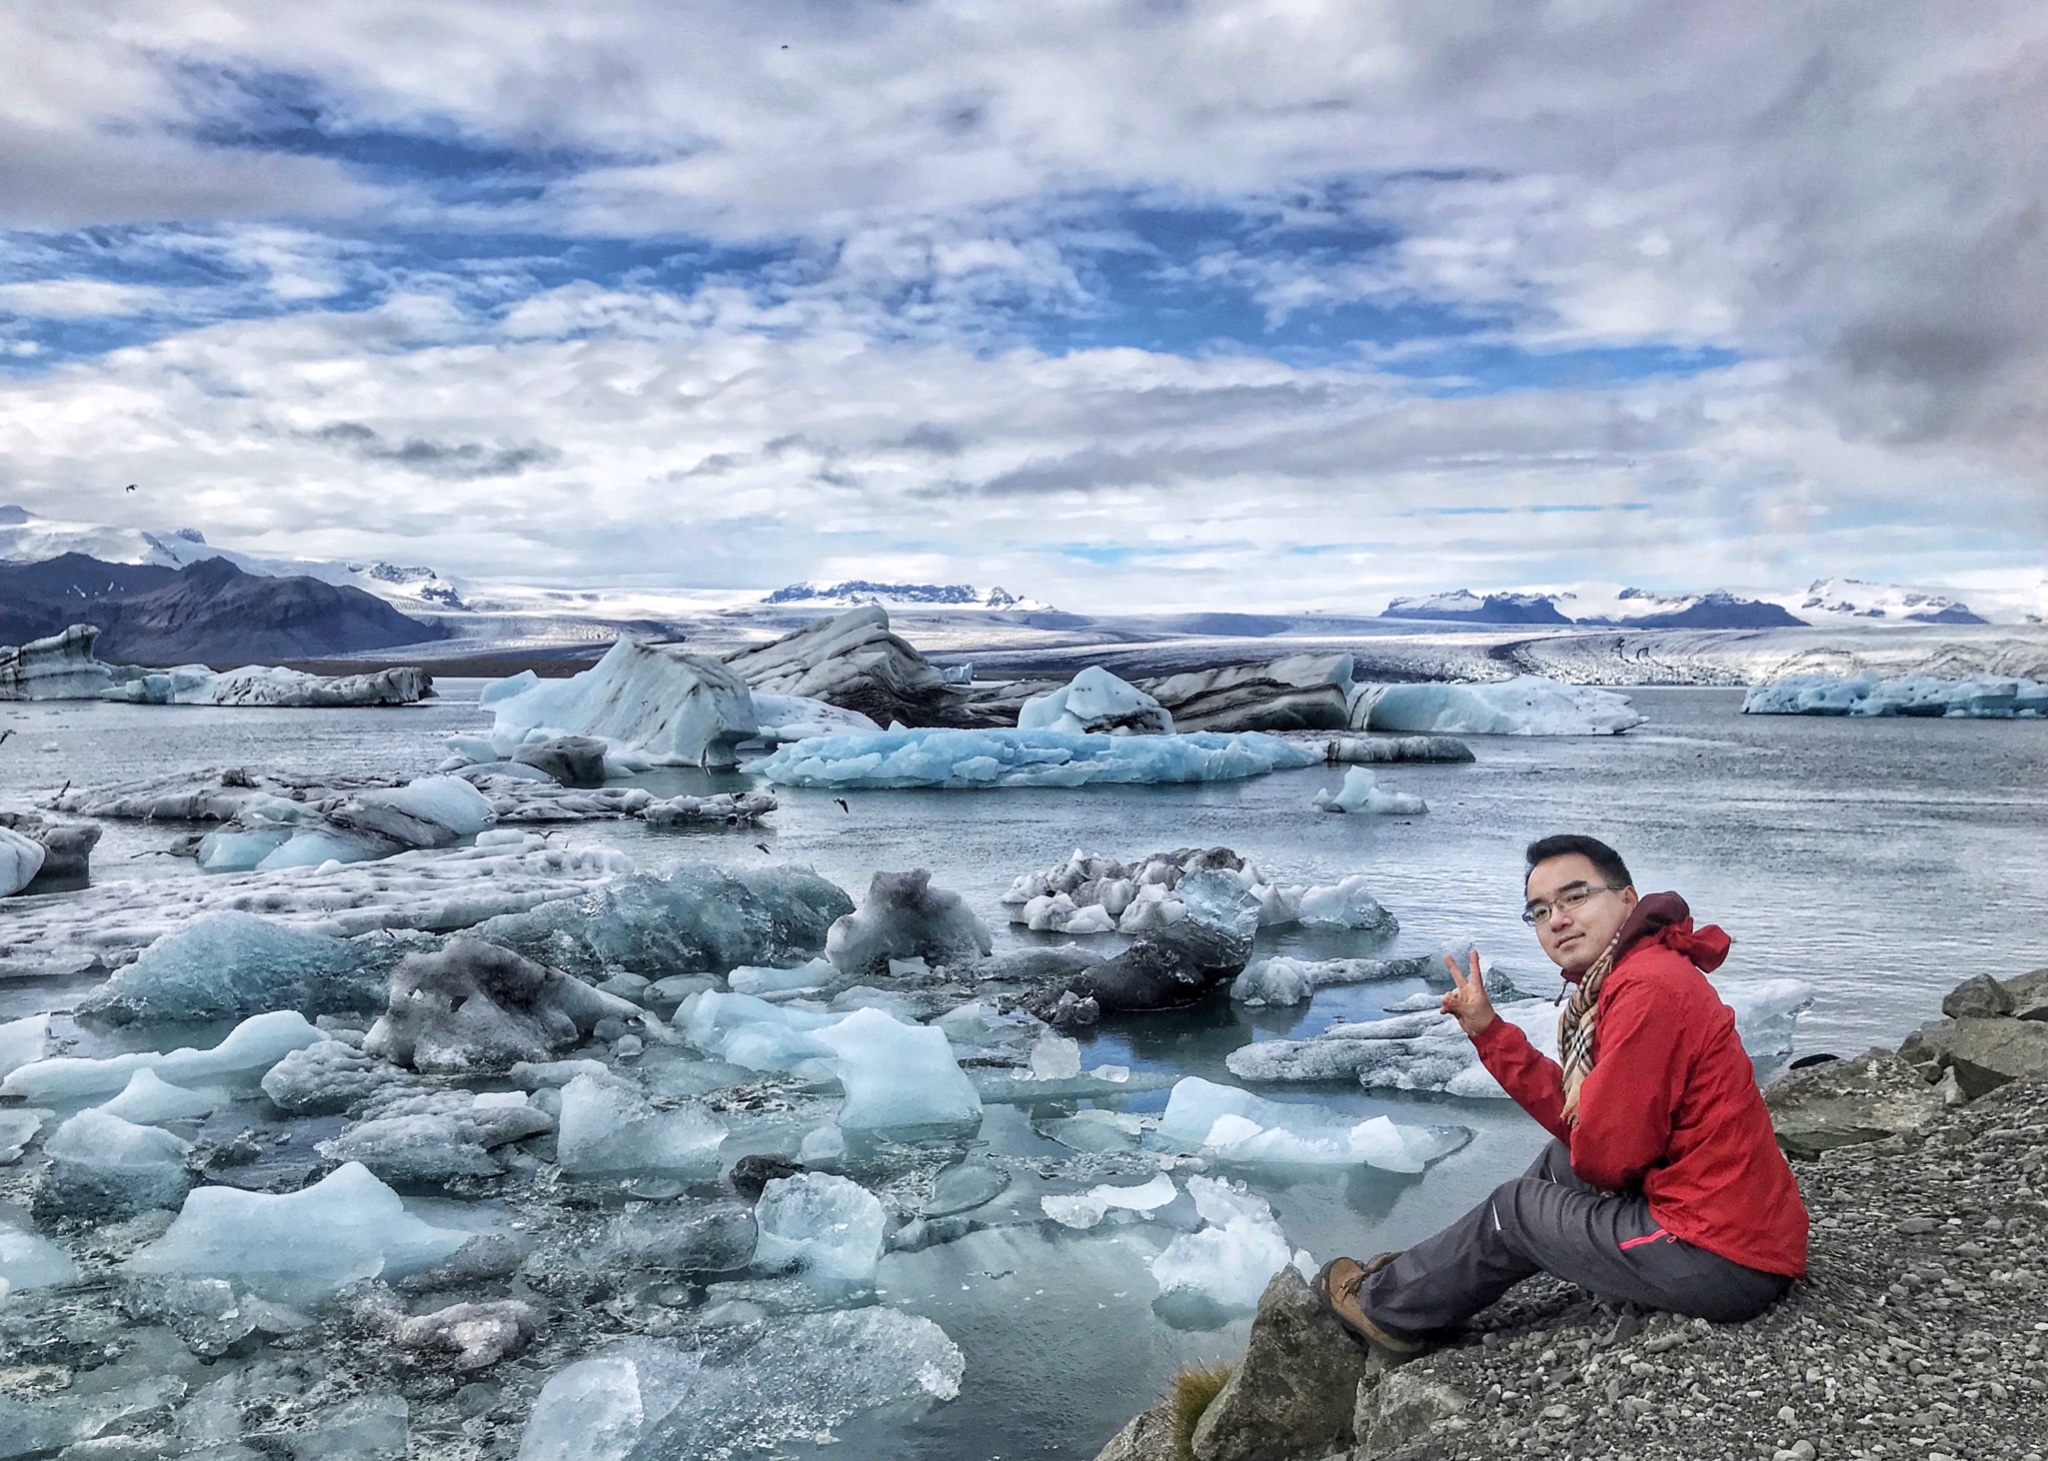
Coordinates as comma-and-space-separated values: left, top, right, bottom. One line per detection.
1791, 578, 1987, 625
0, 506, 468, 612
763, 580, 1053, 612
1380, 590, 1573, 625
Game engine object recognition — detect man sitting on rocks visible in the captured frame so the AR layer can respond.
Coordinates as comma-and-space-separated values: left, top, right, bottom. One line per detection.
1316, 833, 1808, 1356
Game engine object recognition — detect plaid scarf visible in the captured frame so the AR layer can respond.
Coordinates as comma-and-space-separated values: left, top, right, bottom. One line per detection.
1557, 925, 1626, 1126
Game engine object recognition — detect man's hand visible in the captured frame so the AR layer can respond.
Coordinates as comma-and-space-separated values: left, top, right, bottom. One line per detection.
1440, 950, 1496, 1036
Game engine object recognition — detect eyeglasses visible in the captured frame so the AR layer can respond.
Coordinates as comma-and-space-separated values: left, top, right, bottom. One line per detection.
1522, 880, 1622, 927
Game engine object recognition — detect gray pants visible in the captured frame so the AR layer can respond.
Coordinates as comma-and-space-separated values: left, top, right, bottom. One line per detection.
1362, 1141, 1791, 1339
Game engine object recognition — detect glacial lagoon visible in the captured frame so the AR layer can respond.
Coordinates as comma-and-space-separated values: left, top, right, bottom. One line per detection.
2, 685, 2044, 1459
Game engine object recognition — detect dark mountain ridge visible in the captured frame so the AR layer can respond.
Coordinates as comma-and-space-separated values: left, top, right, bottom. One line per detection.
0, 554, 445, 664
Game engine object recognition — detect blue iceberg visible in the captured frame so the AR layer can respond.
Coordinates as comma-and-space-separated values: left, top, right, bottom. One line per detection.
748, 727, 1319, 789
1743, 672, 2047, 718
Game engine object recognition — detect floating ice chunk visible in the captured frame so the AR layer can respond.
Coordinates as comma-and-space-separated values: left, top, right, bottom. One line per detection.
639, 791, 777, 827
0, 1108, 50, 1163
0, 1014, 52, 1079
2, 1011, 326, 1104
1035, 1107, 1147, 1154
1228, 978, 1814, 1096
750, 693, 882, 742
1230, 953, 1445, 1007
799, 1126, 846, 1163
825, 869, 993, 978
482, 637, 760, 768
195, 827, 294, 872
1156, 1077, 1465, 1172
257, 828, 384, 870
556, 1073, 726, 1178
814, 1007, 982, 1134
1029, 1032, 1083, 1082
676, 990, 840, 1074
1312, 766, 1427, 815
1, 825, 47, 895
751, 726, 1318, 789
517, 1312, 963, 1461
1019, 667, 1174, 736
1294, 875, 1395, 930
315, 1089, 552, 1185
752, 1172, 887, 1287
932, 1000, 1051, 1061
363, 775, 495, 838
38, 1109, 193, 1219
0, 1220, 79, 1292
1150, 1175, 1302, 1310
126, 1162, 470, 1305
1743, 672, 2047, 718
1041, 1173, 1179, 1229
76, 911, 378, 1025
261, 1040, 408, 1115
1355, 677, 1646, 736
363, 938, 641, 1074
94, 1070, 217, 1124
726, 957, 838, 997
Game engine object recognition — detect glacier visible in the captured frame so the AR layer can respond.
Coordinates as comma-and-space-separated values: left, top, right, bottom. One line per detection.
1352, 676, 1646, 735
1743, 672, 2047, 718
750, 726, 1319, 789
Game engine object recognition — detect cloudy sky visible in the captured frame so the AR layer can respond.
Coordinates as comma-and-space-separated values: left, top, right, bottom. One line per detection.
0, 1, 2042, 611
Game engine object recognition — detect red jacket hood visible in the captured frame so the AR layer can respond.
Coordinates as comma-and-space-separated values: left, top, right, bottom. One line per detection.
1561, 890, 1730, 982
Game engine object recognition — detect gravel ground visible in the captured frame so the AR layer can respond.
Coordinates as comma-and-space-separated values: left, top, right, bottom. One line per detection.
1385, 1075, 2048, 1461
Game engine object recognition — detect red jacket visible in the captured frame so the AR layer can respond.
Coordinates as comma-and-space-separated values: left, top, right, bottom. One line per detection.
1471, 893, 1808, 1278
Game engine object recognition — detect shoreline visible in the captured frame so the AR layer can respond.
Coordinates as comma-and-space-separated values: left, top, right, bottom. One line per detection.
1095, 970, 2048, 1461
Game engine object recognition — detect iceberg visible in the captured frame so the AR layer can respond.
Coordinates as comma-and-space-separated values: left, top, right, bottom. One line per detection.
94, 1069, 217, 1124
1019, 666, 1174, 735
1156, 1077, 1466, 1171
826, 869, 992, 978
1353, 677, 1646, 735
481, 637, 760, 768
750, 693, 882, 742
675, 990, 840, 1075
1, 826, 47, 896
1138, 653, 1354, 733
1230, 954, 1432, 1007
1742, 672, 2048, 718
472, 860, 853, 984
1227, 978, 1814, 1096
554, 1073, 727, 1179
363, 938, 641, 1074
1002, 846, 1393, 937
1312, 766, 1427, 815
750, 726, 1319, 790
516, 1312, 963, 1461
2, 1010, 327, 1104
75, 911, 383, 1025
813, 1007, 983, 1134
36, 1108, 193, 1219
723, 604, 976, 729
1149, 1176, 1308, 1311
261, 1040, 408, 1115
0, 1220, 79, 1293
1294, 875, 1397, 931
726, 956, 837, 996
752, 1172, 887, 1287
125, 1161, 470, 1304
0, 1014, 52, 1079
1041, 1173, 1179, 1230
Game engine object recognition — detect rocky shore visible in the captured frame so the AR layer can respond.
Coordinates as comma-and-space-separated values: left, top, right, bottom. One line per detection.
1095, 968, 2048, 1461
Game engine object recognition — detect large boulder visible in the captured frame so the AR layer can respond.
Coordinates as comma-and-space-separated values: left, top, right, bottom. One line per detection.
1089, 1403, 1177, 1461
1187, 1267, 1376, 1461
1137, 654, 1354, 733
363, 938, 642, 1073
1942, 974, 2014, 1019
1765, 1048, 1948, 1159
724, 605, 977, 728
1356, 1369, 1472, 1459
1899, 1016, 2048, 1101
2004, 967, 2048, 1022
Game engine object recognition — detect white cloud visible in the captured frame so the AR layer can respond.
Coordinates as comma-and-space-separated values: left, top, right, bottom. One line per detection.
0, 279, 166, 318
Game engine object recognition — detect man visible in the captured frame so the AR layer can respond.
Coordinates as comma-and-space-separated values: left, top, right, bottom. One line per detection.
1316, 834, 1807, 1355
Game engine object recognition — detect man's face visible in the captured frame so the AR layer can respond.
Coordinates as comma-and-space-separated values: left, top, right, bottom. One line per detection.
1525, 852, 1639, 975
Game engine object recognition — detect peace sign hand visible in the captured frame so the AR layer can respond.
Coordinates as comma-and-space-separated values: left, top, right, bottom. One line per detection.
1440, 949, 1496, 1036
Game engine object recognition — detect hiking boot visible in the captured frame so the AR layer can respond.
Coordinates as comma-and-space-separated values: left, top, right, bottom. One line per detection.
1313, 1252, 1429, 1361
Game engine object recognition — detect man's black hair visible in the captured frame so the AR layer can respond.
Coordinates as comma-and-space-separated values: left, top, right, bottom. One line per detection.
1524, 834, 1632, 890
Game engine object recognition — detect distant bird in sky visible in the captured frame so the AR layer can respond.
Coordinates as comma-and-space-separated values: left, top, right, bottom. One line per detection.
833, 797, 850, 814
755, 842, 771, 855
124, 484, 136, 492
0, 728, 13, 744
